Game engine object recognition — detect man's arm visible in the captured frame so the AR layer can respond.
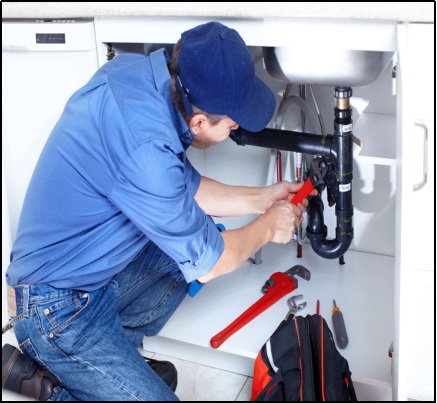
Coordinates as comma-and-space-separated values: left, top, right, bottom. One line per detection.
197, 202, 294, 282
194, 176, 265, 217
194, 176, 305, 217
195, 177, 314, 283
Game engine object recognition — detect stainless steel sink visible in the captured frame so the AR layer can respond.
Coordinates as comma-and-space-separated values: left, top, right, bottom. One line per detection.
263, 47, 394, 87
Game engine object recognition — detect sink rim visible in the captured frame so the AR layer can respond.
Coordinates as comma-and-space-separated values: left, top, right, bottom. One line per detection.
263, 46, 394, 87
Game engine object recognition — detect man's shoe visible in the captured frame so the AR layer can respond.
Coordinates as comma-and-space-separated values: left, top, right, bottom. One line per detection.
144, 356, 178, 392
2, 343, 177, 397
2, 343, 59, 400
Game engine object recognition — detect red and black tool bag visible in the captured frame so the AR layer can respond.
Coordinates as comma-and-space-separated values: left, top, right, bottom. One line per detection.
251, 314, 357, 401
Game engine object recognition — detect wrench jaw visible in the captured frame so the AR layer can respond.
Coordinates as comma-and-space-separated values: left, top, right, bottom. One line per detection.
262, 265, 311, 294
308, 157, 329, 190
284, 294, 307, 320
291, 157, 329, 206
284, 265, 311, 290
288, 294, 307, 313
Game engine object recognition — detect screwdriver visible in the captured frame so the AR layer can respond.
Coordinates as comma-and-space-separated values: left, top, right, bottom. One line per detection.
332, 299, 349, 349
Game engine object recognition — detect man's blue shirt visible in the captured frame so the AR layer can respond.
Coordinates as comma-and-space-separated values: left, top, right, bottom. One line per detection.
6, 50, 224, 291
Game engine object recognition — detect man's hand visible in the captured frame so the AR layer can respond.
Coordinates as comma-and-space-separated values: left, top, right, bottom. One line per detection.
256, 199, 305, 244
262, 181, 317, 212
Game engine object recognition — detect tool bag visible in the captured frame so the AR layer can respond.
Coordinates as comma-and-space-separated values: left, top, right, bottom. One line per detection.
251, 314, 358, 401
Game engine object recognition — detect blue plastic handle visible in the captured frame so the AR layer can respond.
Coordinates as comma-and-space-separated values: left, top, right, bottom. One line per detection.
187, 280, 204, 297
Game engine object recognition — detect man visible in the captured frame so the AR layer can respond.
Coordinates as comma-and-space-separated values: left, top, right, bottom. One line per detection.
3, 21, 311, 400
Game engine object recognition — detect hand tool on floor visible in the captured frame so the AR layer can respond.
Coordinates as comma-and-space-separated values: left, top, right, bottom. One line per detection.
332, 299, 349, 349
290, 156, 328, 206
210, 265, 311, 349
284, 294, 307, 320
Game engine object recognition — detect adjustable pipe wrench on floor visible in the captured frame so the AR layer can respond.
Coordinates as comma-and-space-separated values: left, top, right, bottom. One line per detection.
210, 265, 311, 348
290, 156, 328, 205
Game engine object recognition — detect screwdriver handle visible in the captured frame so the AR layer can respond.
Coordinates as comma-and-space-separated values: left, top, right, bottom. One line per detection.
332, 301, 349, 349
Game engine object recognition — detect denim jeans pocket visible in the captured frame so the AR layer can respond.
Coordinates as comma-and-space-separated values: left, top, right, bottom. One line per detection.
37, 291, 91, 335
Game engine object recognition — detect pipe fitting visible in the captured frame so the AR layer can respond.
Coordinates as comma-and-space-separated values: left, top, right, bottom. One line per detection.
230, 86, 355, 260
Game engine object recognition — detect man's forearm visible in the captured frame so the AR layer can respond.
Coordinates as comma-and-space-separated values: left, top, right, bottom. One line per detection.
194, 176, 266, 217
197, 218, 270, 283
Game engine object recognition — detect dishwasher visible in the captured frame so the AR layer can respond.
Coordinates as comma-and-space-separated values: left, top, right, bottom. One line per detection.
2, 18, 99, 349
2, 18, 99, 243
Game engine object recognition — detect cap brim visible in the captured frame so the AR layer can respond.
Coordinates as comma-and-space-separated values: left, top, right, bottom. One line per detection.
228, 77, 276, 132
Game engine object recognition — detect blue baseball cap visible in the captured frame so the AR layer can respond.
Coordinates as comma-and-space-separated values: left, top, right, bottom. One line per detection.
176, 21, 276, 132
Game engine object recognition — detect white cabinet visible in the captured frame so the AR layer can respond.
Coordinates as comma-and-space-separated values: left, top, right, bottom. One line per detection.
2, 19, 99, 241
93, 17, 399, 400
394, 23, 434, 401
90, 16, 435, 401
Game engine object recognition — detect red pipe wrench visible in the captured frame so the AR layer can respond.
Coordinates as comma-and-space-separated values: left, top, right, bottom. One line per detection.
210, 265, 310, 349
290, 157, 328, 205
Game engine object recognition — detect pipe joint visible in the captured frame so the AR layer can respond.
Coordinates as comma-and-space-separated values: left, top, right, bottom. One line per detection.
306, 226, 328, 242
335, 207, 354, 219
230, 86, 354, 261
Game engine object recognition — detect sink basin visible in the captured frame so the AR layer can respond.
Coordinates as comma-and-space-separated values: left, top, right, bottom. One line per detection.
263, 47, 394, 87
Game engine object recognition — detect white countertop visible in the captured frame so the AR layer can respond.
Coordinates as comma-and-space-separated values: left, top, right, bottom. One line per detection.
2, 2, 434, 22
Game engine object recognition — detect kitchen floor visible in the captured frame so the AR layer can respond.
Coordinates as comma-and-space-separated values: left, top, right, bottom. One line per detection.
142, 349, 253, 401
2, 345, 253, 401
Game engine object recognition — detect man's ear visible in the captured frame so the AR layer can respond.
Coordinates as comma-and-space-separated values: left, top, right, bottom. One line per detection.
189, 114, 208, 135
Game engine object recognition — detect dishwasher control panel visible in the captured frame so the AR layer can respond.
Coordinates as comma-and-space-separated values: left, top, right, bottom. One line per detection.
36, 33, 65, 44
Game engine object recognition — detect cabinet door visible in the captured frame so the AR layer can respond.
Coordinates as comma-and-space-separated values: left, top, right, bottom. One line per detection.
395, 23, 434, 401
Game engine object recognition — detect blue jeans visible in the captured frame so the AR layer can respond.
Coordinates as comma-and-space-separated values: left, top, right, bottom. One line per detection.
9, 241, 188, 401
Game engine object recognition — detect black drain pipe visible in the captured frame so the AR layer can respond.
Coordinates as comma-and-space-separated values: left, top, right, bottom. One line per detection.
230, 128, 335, 158
306, 86, 354, 259
230, 86, 354, 260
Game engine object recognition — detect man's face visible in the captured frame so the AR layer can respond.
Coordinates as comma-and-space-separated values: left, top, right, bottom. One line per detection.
190, 115, 239, 150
